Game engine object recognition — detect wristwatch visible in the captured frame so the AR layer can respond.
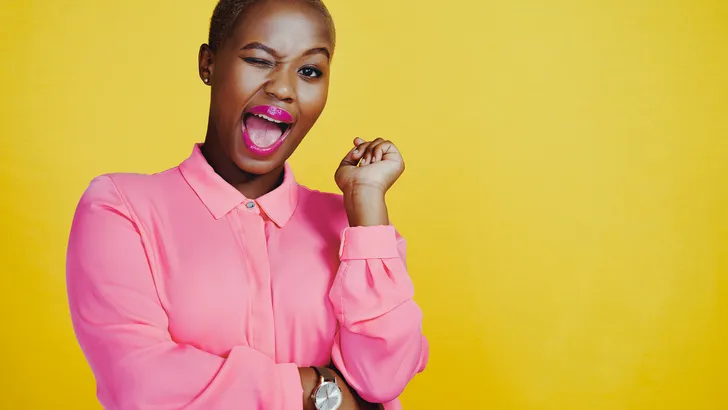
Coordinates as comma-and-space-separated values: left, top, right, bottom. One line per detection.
310, 366, 343, 410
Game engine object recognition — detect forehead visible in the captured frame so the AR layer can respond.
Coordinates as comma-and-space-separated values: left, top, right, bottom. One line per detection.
229, 1, 333, 53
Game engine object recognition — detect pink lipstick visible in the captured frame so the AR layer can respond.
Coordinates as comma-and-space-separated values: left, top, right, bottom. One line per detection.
242, 105, 294, 156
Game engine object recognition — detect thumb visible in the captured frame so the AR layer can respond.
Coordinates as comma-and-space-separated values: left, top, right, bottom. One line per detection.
353, 137, 365, 146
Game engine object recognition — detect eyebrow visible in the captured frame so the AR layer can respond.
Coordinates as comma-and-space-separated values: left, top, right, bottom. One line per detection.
241, 42, 280, 57
303, 47, 331, 60
241, 42, 331, 61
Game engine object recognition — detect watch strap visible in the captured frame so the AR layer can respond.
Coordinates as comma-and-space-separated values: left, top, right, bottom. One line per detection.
311, 366, 337, 383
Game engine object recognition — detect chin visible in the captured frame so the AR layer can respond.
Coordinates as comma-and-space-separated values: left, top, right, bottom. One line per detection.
240, 160, 282, 176
231, 146, 290, 176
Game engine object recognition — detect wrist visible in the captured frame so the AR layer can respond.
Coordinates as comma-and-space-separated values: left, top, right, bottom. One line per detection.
343, 185, 389, 227
306, 366, 348, 410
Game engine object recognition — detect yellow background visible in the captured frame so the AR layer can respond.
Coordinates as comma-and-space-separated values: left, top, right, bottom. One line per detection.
1, 0, 727, 409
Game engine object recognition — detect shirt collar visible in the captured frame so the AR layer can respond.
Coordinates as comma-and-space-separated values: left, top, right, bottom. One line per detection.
179, 144, 298, 227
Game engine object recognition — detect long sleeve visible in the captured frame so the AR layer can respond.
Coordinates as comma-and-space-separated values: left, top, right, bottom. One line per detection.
329, 225, 429, 404
66, 176, 303, 410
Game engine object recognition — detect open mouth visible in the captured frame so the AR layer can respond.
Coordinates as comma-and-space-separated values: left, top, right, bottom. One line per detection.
242, 105, 294, 155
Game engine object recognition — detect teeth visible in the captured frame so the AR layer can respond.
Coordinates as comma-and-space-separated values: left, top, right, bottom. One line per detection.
254, 113, 282, 123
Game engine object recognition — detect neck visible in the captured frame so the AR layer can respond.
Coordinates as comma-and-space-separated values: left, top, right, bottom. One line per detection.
201, 133, 284, 200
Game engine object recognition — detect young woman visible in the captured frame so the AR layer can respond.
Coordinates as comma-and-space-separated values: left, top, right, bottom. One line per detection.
66, 1, 428, 409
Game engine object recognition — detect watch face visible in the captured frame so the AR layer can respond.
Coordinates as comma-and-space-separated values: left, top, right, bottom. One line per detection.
314, 381, 343, 410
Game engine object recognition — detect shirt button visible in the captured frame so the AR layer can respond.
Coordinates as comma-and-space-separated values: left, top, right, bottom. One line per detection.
246, 201, 256, 209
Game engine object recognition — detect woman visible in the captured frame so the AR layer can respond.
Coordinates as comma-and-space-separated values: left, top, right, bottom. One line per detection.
66, 0, 428, 409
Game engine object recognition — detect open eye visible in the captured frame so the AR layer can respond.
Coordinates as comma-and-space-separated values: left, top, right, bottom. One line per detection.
298, 66, 323, 78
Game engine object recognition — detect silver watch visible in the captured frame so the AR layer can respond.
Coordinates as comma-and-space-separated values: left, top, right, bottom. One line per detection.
310, 366, 343, 410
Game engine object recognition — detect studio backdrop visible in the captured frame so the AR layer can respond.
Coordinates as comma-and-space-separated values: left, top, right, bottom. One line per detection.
1, 0, 726, 409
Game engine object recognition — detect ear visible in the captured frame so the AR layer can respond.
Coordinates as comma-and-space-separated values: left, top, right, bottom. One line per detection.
198, 44, 214, 86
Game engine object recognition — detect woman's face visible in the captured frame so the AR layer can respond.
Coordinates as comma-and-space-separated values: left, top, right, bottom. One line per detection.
200, 0, 333, 175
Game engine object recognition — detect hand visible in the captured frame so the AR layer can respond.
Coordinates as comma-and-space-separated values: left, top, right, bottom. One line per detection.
335, 138, 405, 227
335, 137, 405, 197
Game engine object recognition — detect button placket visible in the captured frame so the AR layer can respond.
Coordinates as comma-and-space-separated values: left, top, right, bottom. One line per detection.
236, 206, 275, 359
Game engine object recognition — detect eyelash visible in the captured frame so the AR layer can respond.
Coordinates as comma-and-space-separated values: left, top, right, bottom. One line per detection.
242, 58, 323, 79
299, 66, 322, 78
244, 57, 273, 67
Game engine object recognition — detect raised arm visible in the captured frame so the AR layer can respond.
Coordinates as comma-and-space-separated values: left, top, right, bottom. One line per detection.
331, 138, 429, 404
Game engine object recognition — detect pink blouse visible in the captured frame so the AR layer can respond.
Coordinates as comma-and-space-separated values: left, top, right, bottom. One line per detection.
66, 144, 428, 410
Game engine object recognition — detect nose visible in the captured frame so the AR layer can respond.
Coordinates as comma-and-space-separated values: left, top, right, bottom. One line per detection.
264, 67, 296, 104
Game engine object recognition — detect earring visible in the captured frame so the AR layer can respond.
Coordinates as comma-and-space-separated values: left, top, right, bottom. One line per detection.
203, 77, 210, 84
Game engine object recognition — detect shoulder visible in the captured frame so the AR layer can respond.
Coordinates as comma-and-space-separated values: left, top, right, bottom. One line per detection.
76, 166, 184, 215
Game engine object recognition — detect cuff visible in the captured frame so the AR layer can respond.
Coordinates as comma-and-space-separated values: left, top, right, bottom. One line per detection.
339, 225, 399, 260
278, 362, 304, 410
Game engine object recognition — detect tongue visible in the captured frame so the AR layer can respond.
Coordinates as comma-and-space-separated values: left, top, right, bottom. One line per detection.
245, 115, 283, 148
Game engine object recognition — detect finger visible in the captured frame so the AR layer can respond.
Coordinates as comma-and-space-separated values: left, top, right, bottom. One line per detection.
343, 139, 372, 166
362, 138, 384, 165
356, 141, 375, 165
370, 139, 390, 163
352, 137, 368, 157
366, 138, 386, 163
339, 145, 361, 166
365, 138, 385, 163
379, 140, 402, 161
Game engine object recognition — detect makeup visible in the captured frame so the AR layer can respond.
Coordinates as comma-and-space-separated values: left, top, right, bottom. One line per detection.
242, 105, 294, 155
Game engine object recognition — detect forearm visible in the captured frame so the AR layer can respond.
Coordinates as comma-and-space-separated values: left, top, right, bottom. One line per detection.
330, 226, 428, 403
338, 179, 426, 403
343, 185, 389, 227
332, 312, 428, 403
330, 364, 382, 410
72, 328, 305, 409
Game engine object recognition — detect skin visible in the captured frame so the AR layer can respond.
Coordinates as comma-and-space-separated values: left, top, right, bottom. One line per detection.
198, 1, 401, 408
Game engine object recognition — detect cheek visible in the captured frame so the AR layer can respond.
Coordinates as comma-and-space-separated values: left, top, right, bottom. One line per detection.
233, 66, 267, 95
296, 80, 329, 121
215, 66, 266, 118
